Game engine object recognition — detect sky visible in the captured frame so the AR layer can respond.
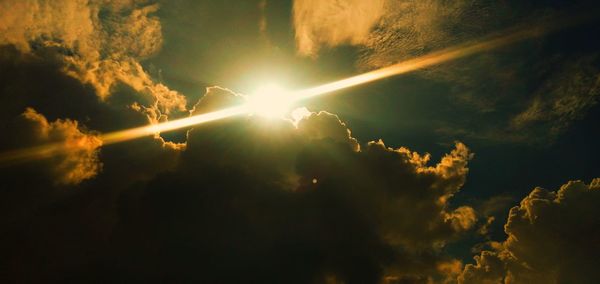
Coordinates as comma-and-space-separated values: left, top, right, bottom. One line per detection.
0, 0, 599, 283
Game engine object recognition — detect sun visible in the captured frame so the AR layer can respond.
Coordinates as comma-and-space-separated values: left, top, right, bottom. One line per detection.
246, 83, 296, 118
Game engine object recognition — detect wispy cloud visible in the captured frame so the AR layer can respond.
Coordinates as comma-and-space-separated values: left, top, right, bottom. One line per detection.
293, 0, 386, 56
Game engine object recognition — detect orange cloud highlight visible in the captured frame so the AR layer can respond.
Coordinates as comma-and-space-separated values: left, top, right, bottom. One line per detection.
0, 15, 591, 165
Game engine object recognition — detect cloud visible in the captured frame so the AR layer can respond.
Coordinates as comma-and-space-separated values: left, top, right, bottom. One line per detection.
3, 70, 596, 282
0, 0, 186, 118
469, 195, 515, 236
446, 206, 477, 232
459, 178, 600, 283
0, 78, 478, 282
511, 56, 600, 139
293, 0, 489, 61
293, 0, 386, 56
359, 0, 477, 68
293, 0, 600, 145
478, 195, 516, 218
12, 108, 103, 185
102, 88, 477, 283
0, 0, 185, 191
2, 2, 596, 283
0, 3, 472, 281
435, 55, 600, 145
0, 43, 182, 253
296, 111, 361, 151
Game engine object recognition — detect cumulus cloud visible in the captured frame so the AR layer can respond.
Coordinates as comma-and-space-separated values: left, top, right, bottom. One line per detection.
0, 41, 182, 261
460, 178, 600, 283
0, 83, 479, 282
0, 0, 186, 117
15, 108, 102, 185
0, 0, 186, 195
2, 75, 595, 283
103, 88, 477, 283
2, 2, 596, 283
296, 111, 360, 151
0, 3, 474, 281
0, 42, 183, 174
0, 104, 102, 187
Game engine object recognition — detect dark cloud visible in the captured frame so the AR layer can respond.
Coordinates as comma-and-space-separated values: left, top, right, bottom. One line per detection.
460, 178, 600, 284
510, 55, 600, 139
16, 108, 103, 185
435, 53, 600, 145
0, 83, 476, 282
0, 1, 597, 283
104, 88, 477, 283
0, 5, 183, 279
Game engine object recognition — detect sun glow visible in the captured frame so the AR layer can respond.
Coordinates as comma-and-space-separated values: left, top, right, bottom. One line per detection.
0, 14, 588, 166
246, 83, 297, 118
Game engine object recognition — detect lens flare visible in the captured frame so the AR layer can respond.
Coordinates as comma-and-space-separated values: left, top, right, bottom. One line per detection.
0, 106, 249, 165
0, 14, 593, 165
101, 106, 249, 145
246, 83, 296, 118
292, 27, 543, 101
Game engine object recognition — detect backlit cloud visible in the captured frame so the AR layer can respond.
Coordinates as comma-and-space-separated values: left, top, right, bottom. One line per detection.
460, 178, 600, 283
0, 1, 597, 283
0, 0, 186, 117
0, 86, 477, 282
16, 108, 103, 185
104, 88, 477, 282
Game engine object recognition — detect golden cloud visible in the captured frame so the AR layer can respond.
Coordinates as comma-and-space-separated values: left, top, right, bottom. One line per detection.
20, 108, 103, 185
460, 178, 600, 283
293, 0, 386, 56
0, 0, 186, 119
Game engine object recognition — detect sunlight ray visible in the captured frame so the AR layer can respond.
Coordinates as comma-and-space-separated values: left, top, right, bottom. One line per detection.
0, 14, 592, 165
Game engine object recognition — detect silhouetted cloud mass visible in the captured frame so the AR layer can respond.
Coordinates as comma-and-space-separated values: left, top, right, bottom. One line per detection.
460, 179, 600, 284
108, 88, 477, 282
0, 1, 598, 283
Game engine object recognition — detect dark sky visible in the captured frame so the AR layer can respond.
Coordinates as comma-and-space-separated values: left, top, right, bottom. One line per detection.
0, 0, 599, 283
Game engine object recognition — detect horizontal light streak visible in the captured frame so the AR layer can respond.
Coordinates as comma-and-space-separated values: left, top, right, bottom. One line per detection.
0, 12, 592, 165
0, 106, 248, 165
291, 27, 544, 100
100, 105, 248, 145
